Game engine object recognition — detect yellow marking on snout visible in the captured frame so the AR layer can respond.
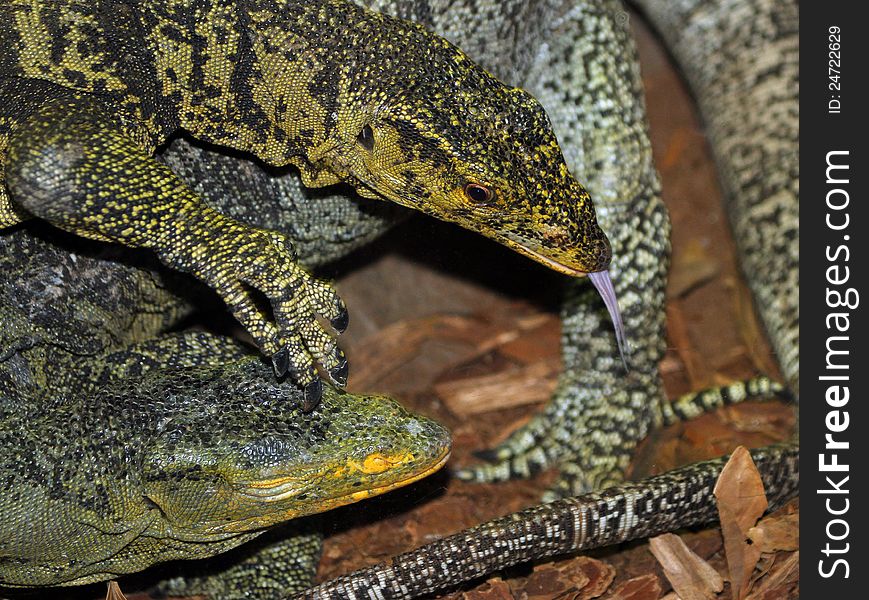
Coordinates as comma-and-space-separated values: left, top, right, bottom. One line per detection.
347, 448, 450, 502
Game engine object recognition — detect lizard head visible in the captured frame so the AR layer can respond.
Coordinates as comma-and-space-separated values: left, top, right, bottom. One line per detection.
141, 360, 450, 538
255, 8, 626, 361
332, 80, 612, 278
253, 11, 611, 277
323, 22, 627, 362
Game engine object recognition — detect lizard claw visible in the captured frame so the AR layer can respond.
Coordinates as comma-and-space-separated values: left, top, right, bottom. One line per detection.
331, 306, 349, 334
271, 347, 291, 378
171, 222, 349, 409
327, 356, 350, 388
302, 378, 324, 412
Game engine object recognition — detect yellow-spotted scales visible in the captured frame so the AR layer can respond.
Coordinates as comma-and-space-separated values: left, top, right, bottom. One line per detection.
0, 0, 619, 409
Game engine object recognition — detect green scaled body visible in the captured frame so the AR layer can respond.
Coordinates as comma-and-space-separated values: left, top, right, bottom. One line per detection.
0, 228, 450, 589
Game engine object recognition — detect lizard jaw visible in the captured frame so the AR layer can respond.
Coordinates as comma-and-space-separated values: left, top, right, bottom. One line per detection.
499, 239, 589, 277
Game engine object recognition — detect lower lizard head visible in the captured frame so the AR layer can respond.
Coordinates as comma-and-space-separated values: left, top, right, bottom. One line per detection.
140, 360, 450, 538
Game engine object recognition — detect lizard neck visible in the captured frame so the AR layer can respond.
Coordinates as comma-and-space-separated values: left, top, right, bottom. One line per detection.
149, 0, 368, 183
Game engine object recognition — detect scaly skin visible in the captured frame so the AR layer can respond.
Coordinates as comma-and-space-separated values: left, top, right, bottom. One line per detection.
0, 227, 450, 590
0, 0, 614, 401
447, 0, 671, 496
301, 0, 799, 596
0, 0, 797, 595
154, 0, 671, 496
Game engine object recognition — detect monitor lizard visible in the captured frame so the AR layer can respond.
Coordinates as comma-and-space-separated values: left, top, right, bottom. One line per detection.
0, 226, 451, 591
301, 0, 800, 595
0, 0, 798, 596
0, 0, 622, 411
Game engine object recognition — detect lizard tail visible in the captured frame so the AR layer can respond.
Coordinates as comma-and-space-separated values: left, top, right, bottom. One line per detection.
296, 443, 798, 600
660, 375, 791, 426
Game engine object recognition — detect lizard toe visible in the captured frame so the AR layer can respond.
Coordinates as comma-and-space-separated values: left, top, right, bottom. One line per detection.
271, 347, 291, 378
325, 352, 349, 388
302, 378, 324, 412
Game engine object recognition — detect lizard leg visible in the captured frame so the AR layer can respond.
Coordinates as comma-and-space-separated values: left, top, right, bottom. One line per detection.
153, 525, 323, 600
450, 0, 672, 498
455, 373, 661, 496
458, 363, 787, 497
3, 88, 347, 403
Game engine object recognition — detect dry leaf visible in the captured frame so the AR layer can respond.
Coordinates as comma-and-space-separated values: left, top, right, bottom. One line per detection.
748, 512, 799, 553
106, 581, 128, 600
713, 446, 768, 600
649, 533, 724, 600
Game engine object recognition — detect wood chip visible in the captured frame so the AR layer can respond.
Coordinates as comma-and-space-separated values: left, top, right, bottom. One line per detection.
730, 278, 781, 379
667, 238, 721, 298
601, 574, 663, 600
347, 314, 486, 390
496, 314, 561, 364
435, 360, 559, 415
457, 578, 514, 600
665, 302, 712, 389
649, 533, 724, 600
713, 446, 768, 600
519, 556, 615, 600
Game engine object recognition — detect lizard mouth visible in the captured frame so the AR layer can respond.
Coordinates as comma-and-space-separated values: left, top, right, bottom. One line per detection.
500, 240, 589, 277
207, 447, 450, 535
341, 447, 451, 503
236, 446, 451, 504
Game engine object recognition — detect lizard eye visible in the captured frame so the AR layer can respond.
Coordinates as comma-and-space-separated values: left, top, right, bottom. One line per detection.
464, 183, 493, 204
357, 124, 375, 151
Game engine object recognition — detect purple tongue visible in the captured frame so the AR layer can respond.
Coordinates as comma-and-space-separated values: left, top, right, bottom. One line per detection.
588, 270, 629, 370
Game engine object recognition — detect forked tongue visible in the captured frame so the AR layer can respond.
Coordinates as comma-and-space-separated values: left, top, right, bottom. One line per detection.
588, 270, 629, 370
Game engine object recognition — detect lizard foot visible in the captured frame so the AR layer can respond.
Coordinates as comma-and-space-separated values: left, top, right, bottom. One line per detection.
155, 526, 323, 600
453, 375, 655, 498
166, 222, 348, 405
